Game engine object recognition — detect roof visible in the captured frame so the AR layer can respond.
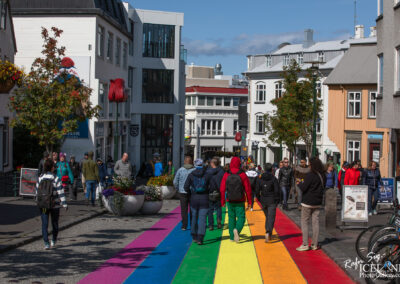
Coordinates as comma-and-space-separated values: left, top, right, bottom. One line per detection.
186, 86, 248, 95
324, 43, 377, 85
10, 0, 129, 36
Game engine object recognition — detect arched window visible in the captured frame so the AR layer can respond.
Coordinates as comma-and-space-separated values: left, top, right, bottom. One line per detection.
256, 82, 266, 103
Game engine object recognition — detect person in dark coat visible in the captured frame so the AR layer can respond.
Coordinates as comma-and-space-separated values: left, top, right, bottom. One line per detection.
38, 151, 49, 177
255, 163, 280, 243
206, 157, 225, 230
69, 155, 80, 200
97, 158, 107, 186
278, 158, 293, 210
184, 159, 212, 245
297, 157, 326, 252
362, 161, 382, 216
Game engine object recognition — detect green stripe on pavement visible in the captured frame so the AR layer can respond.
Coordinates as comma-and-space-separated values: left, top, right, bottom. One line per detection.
172, 207, 226, 284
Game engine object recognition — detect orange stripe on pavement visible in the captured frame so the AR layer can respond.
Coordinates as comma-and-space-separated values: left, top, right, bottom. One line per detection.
246, 202, 307, 284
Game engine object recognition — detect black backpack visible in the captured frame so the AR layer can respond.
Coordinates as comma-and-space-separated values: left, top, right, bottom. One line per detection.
226, 171, 244, 201
37, 179, 54, 209
260, 179, 274, 197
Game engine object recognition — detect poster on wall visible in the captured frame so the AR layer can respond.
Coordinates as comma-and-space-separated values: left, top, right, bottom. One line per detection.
341, 185, 368, 222
19, 168, 38, 196
378, 178, 395, 203
372, 151, 380, 162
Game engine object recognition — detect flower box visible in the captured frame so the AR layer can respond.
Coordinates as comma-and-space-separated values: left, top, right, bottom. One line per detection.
102, 194, 144, 216
160, 186, 176, 199
141, 200, 163, 215
0, 79, 15, 93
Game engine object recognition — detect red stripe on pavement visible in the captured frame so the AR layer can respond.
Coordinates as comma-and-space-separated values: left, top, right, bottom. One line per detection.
274, 208, 354, 284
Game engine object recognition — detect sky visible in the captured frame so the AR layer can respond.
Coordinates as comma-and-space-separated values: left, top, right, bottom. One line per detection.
128, 0, 377, 76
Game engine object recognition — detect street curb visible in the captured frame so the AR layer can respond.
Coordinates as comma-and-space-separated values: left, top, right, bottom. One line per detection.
0, 209, 106, 254
281, 208, 363, 284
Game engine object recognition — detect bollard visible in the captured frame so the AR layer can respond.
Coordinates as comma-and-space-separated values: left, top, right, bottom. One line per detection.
325, 187, 337, 230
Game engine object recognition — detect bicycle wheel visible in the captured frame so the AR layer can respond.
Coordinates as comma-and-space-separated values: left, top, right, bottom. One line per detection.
356, 225, 388, 262
369, 226, 397, 249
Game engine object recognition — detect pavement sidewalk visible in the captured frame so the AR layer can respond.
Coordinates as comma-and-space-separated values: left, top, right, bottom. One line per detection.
282, 198, 393, 284
0, 193, 106, 253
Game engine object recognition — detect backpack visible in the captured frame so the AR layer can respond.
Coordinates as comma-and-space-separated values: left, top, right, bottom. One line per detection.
260, 178, 274, 197
192, 175, 206, 193
226, 171, 244, 201
37, 179, 54, 209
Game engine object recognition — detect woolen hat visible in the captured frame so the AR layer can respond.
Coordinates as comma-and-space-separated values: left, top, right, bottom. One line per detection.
194, 158, 203, 167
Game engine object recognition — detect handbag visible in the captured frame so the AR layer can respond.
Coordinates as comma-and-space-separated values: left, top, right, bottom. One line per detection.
96, 183, 104, 200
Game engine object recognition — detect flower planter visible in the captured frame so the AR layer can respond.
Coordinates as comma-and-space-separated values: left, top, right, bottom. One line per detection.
160, 185, 176, 199
140, 200, 163, 215
0, 80, 15, 93
102, 194, 144, 216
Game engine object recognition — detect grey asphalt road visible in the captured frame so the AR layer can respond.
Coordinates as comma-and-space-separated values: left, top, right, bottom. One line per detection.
0, 200, 180, 284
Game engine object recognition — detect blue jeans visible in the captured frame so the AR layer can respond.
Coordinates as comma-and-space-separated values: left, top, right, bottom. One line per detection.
40, 208, 60, 244
207, 200, 222, 227
368, 187, 380, 212
86, 180, 96, 205
191, 207, 208, 242
281, 186, 289, 205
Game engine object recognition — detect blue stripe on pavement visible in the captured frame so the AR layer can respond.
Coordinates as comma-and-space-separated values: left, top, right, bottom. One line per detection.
123, 221, 193, 284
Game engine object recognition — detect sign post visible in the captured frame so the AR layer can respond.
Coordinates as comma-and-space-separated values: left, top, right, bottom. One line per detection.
340, 185, 368, 230
19, 168, 38, 196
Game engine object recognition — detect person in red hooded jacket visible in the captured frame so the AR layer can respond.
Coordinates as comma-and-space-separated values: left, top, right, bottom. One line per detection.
344, 161, 361, 186
220, 156, 252, 243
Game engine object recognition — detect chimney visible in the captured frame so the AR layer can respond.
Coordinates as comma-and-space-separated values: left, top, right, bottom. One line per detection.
303, 29, 314, 48
355, 25, 365, 39
369, 26, 377, 37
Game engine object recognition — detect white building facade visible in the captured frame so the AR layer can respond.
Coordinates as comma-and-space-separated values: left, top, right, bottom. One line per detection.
244, 29, 376, 165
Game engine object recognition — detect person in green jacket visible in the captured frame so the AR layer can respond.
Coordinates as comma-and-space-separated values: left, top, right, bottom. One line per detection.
164, 160, 175, 176
82, 151, 99, 206
56, 153, 74, 190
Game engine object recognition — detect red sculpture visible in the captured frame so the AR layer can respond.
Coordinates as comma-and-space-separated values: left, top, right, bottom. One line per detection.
235, 131, 242, 142
108, 78, 127, 103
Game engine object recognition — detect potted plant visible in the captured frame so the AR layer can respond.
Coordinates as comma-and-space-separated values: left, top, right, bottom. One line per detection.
139, 185, 163, 215
147, 175, 176, 199
101, 176, 144, 216
0, 60, 23, 93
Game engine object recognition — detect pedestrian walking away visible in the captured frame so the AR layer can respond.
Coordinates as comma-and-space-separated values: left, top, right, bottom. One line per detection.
114, 153, 133, 178
38, 151, 49, 177
296, 157, 326, 252
362, 161, 382, 216
56, 153, 74, 194
246, 163, 259, 211
69, 155, 80, 201
220, 156, 252, 243
184, 158, 212, 245
80, 152, 89, 194
255, 163, 280, 243
206, 157, 225, 230
294, 159, 310, 210
173, 156, 195, 230
82, 151, 99, 206
278, 158, 293, 210
36, 159, 68, 250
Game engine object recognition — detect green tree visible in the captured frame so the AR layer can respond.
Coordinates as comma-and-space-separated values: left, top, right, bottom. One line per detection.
264, 60, 322, 159
9, 27, 100, 153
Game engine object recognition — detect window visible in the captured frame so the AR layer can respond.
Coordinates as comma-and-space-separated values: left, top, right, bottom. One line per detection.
234, 120, 239, 134
207, 96, 214, 106
186, 120, 195, 135
106, 32, 113, 62
378, 54, 384, 95
186, 96, 191, 106
275, 81, 283, 99
347, 140, 361, 163
142, 69, 174, 103
369, 91, 377, 118
233, 97, 239, 107
256, 114, 264, 133
122, 42, 128, 69
224, 97, 231, 107
0, 1, 7, 30
316, 119, 321, 134
316, 81, 322, 99
116, 38, 121, 66
99, 83, 106, 118
348, 92, 362, 118
3, 117, 8, 166
201, 120, 222, 136
125, 94, 130, 118
198, 96, 206, 106
97, 26, 105, 58
297, 53, 304, 65
143, 23, 175, 58
266, 56, 272, 67
191, 96, 196, 105
128, 67, 133, 88
283, 55, 290, 66
216, 97, 222, 106
96, 137, 104, 161
318, 52, 325, 63
397, 48, 400, 91
129, 19, 134, 56
256, 83, 266, 102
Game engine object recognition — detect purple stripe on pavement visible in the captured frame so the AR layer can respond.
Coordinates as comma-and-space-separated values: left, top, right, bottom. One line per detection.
78, 205, 181, 284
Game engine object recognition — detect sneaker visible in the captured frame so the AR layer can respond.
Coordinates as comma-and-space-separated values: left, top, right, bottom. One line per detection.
296, 245, 310, 251
373, 210, 378, 215
265, 233, 270, 243
50, 240, 56, 248
181, 227, 187, 231
44, 243, 50, 250
311, 244, 319, 250
233, 228, 240, 243
209, 226, 214, 231
368, 212, 372, 216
